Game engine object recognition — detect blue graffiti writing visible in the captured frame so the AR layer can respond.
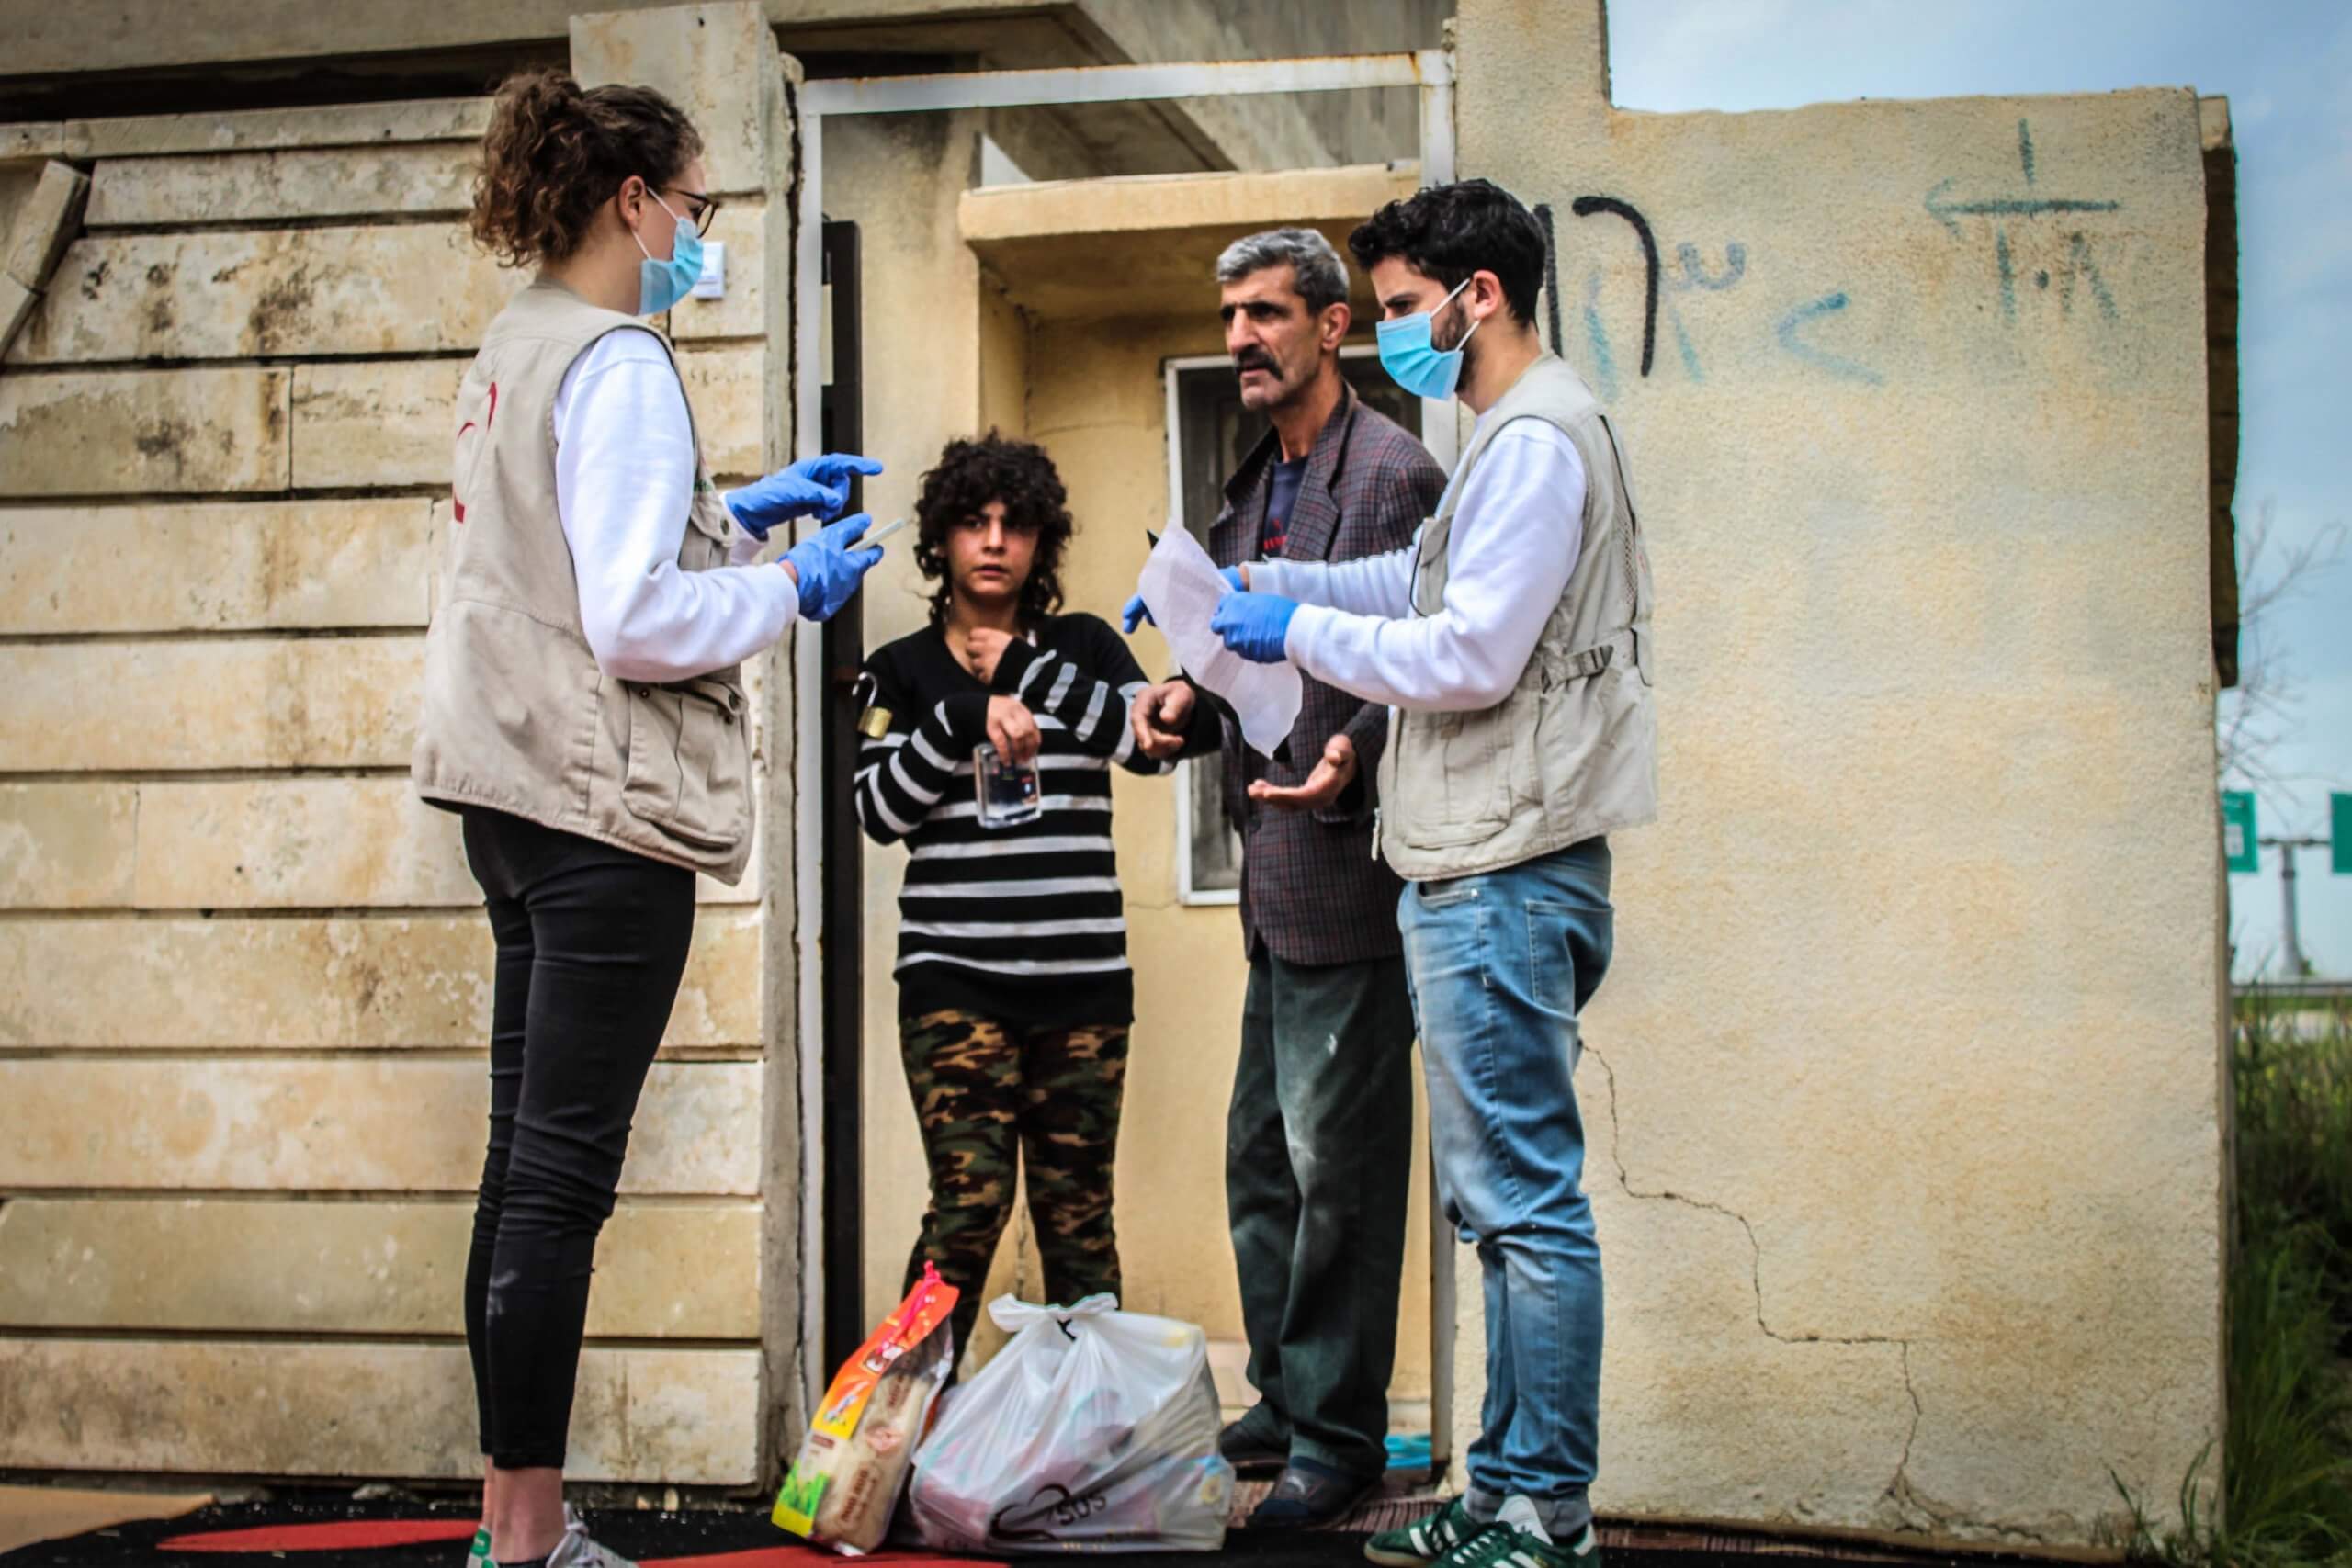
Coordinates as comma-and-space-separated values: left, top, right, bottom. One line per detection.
1924, 178, 2120, 234
2063, 232, 2118, 321
1581, 269, 1622, 401
1928, 120, 2124, 328
1672, 242, 1747, 292
1776, 292, 1883, 386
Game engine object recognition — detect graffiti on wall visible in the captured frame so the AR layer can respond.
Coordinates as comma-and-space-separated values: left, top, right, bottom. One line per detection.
1927, 119, 2123, 327
1532, 120, 2123, 395
1540, 196, 1852, 394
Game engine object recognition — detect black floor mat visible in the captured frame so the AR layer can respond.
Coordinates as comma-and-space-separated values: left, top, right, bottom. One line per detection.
0, 1496, 2040, 1568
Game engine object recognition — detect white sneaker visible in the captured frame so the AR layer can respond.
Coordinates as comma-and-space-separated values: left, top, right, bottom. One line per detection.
543, 1509, 636, 1568
1494, 1496, 1599, 1565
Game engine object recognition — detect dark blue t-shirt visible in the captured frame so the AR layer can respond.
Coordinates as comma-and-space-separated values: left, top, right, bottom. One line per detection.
1262, 455, 1308, 559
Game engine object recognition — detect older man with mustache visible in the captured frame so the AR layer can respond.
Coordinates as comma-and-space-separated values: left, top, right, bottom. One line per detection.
1127, 228, 1446, 1528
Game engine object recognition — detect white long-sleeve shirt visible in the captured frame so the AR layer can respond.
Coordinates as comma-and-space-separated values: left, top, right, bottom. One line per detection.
1253, 415, 1586, 713
552, 329, 797, 684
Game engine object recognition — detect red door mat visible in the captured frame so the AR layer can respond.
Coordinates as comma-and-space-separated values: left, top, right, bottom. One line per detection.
152, 1522, 984, 1568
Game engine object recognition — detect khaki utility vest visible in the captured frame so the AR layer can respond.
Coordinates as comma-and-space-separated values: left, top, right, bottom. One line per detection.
412, 279, 755, 883
1377, 354, 1658, 881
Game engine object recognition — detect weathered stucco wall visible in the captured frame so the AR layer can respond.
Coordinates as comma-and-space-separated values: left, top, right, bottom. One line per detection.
0, 2, 801, 1486
1440, 0, 2226, 1549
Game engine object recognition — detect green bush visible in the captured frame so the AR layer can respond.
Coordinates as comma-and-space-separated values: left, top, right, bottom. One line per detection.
2120, 1001, 2352, 1567
2234, 998, 2352, 1303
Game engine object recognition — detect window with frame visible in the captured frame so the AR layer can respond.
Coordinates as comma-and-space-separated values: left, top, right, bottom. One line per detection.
1162, 348, 1425, 904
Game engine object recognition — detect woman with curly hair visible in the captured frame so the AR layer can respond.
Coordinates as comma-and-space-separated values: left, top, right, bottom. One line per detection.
852, 433, 1172, 1361
413, 69, 884, 1568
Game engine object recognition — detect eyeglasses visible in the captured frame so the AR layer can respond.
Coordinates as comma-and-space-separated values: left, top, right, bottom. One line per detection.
658, 185, 721, 237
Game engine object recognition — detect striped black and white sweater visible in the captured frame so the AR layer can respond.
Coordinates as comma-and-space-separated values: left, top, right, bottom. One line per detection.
854, 615, 1172, 1029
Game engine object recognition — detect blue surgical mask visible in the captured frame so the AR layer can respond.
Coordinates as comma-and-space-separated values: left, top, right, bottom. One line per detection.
631, 190, 705, 317
1375, 277, 1481, 400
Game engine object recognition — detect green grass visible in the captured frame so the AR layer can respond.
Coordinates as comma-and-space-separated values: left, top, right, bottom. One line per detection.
2117, 1000, 2352, 1568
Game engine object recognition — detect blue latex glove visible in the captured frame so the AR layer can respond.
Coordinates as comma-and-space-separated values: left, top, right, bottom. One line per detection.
1123, 566, 1247, 632
784, 514, 886, 622
1208, 590, 1301, 663
724, 452, 884, 540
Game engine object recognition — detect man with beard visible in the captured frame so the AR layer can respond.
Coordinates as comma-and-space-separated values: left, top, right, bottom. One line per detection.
1125, 228, 1445, 1529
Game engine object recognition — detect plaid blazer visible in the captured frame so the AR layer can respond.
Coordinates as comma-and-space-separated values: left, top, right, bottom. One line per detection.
1193, 382, 1448, 965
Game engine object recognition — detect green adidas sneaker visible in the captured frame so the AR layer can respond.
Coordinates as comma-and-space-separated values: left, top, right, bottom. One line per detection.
1365, 1496, 1486, 1568
464, 1523, 492, 1568
1432, 1501, 1599, 1568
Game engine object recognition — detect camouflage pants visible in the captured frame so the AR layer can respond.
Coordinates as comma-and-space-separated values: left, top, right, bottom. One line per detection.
899, 1010, 1128, 1359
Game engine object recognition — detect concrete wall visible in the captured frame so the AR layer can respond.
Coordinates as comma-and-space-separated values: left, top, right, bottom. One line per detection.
1439, 0, 2226, 1550
0, 3, 802, 1487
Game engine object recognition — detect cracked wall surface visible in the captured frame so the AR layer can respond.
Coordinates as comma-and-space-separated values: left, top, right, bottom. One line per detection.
1447, 0, 2227, 1551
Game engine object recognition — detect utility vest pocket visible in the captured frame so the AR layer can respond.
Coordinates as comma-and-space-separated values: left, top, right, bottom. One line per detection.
619, 671, 751, 852
1394, 703, 1517, 850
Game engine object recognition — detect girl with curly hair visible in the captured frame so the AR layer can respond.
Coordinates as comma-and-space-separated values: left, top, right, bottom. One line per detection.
852, 433, 1173, 1361
413, 70, 886, 1568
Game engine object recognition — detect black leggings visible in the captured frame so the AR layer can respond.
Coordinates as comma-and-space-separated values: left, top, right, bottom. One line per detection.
460, 807, 695, 1470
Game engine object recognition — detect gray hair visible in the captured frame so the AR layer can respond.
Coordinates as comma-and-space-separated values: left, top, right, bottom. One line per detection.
1215, 227, 1349, 314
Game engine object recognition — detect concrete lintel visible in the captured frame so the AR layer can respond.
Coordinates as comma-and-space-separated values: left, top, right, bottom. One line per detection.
0, 1, 1355, 183
961, 162, 1413, 243
961, 163, 1415, 321
0, 123, 69, 161
0, 99, 493, 163
0, 0, 1043, 77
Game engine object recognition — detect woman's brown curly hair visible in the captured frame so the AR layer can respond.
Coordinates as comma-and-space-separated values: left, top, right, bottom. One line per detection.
912, 433, 1076, 629
469, 69, 702, 268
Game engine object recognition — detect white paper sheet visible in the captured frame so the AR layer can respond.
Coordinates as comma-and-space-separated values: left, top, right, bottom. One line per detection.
1137, 526, 1302, 758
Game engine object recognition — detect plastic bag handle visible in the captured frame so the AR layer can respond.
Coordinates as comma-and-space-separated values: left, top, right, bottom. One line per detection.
986, 1292, 1118, 1333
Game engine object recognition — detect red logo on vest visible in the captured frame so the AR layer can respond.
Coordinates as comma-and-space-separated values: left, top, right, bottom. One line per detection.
452, 381, 498, 522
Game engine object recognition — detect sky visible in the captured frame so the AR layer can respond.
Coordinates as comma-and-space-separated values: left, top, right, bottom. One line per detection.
1605, 1, 2352, 981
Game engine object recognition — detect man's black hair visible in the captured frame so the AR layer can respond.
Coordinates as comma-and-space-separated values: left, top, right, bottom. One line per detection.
1348, 178, 1546, 327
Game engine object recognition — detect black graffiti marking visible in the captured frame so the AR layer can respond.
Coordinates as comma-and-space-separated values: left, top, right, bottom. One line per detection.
1534, 202, 1566, 357
1571, 196, 1658, 378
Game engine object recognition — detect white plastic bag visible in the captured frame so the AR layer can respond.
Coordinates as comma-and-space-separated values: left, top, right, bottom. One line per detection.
908, 1294, 1235, 1554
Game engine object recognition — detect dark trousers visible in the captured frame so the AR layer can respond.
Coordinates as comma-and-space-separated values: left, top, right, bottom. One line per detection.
1227, 952, 1417, 1478
460, 807, 695, 1470
900, 1009, 1129, 1361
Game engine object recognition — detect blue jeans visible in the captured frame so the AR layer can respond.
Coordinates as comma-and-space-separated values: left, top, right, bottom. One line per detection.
1398, 838, 1612, 1536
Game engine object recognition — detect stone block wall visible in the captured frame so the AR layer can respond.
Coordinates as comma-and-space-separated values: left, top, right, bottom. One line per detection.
0, 4, 800, 1485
